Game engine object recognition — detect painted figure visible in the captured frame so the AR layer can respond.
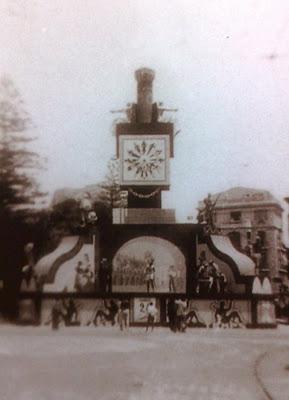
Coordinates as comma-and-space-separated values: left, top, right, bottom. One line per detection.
186, 302, 206, 328
74, 260, 94, 292
138, 302, 147, 321
145, 259, 155, 293
168, 265, 177, 292
88, 299, 119, 326
211, 300, 243, 328
62, 298, 79, 326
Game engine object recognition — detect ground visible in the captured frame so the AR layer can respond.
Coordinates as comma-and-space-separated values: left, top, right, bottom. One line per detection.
0, 325, 288, 400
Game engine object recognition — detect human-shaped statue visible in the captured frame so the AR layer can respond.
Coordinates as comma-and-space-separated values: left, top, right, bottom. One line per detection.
21, 242, 38, 291
197, 193, 219, 233
79, 192, 98, 227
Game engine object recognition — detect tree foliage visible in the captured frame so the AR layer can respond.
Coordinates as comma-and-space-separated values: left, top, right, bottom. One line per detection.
99, 157, 127, 209
0, 76, 45, 217
0, 76, 46, 318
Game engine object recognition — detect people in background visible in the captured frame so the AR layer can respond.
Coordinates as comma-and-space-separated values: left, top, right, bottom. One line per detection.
119, 300, 130, 331
175, 299, 187, 332
167, 298, 177, 332
146, 302, 158, 332
51, 299, 63, 330
99, 258, 112, 293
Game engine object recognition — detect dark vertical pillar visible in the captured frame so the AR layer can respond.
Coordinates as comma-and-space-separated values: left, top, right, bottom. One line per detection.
187, 234, 198, 296
159, 297, 167, 325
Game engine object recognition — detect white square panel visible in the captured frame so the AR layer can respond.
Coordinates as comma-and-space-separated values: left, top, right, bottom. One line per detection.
119, 134, 170, 186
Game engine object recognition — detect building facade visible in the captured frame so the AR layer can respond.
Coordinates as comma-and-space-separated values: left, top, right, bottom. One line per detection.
199, 187, 283, 280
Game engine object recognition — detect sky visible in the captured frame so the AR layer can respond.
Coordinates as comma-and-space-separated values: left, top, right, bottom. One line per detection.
1, 0, 289, 227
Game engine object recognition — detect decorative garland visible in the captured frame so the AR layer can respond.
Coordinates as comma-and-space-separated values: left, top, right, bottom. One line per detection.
129, 187, 160, 199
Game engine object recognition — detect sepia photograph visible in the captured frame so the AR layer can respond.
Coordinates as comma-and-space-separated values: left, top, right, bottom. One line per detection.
1, 1, 289, 399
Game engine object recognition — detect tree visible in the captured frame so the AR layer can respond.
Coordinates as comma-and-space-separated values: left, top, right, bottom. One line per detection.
0, 76, 46, 318
99, 157, 127, 210
0, 76, 45, 217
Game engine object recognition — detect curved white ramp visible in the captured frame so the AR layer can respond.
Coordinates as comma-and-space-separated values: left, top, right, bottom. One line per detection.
34, 236, 81, 284
210, 235, 255, 276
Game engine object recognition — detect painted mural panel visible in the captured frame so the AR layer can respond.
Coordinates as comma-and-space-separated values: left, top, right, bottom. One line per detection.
133, 297, 160, 323
41, 298, 121, 327
112, 236, 186, 293
43, 244, 95, 293
196, 243, 246, 294
178, 299, 251, 328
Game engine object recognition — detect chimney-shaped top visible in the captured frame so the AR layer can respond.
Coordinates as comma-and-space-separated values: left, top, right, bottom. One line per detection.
135, 68, 155, 123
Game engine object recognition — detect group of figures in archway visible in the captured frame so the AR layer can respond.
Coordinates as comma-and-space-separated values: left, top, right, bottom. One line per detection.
111, 236, 186, 293
195, 251, 228, 295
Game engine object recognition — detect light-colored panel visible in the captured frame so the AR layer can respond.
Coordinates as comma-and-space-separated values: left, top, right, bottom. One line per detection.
119, 134, 170, 186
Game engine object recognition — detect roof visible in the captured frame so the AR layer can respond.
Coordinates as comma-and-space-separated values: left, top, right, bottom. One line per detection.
199, 187, 282, 211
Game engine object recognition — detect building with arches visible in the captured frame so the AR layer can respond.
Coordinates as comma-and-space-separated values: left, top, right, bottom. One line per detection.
18, 70, 276, 328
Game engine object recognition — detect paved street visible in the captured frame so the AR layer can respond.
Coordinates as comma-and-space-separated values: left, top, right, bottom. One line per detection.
0, 325, 288, 400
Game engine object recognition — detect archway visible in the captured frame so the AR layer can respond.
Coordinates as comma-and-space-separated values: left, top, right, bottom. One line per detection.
112, 236, 186, 293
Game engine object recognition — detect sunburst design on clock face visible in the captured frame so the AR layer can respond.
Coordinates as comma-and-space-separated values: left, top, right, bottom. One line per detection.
120, 135, 170, 185
125, 140, 165, 179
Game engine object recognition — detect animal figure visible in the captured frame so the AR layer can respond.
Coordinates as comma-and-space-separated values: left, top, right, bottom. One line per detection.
211, 300, 244, 328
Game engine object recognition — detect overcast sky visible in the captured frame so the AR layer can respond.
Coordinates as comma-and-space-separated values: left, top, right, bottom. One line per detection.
1, 0, 289, 225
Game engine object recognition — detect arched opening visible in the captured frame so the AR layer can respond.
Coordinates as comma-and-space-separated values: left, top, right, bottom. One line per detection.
112, 236, 186, 293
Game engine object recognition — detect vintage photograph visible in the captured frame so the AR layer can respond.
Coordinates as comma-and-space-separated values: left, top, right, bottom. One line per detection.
1, 1, 289, 399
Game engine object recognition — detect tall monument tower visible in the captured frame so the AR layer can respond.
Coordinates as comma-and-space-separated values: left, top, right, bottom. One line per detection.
116, 68, 175, 215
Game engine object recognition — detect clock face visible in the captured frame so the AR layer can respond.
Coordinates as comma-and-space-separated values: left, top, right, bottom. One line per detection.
119, 135, 170, 186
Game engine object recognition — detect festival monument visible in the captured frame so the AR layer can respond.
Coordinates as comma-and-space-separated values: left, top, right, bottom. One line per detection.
18, 68, 276, 328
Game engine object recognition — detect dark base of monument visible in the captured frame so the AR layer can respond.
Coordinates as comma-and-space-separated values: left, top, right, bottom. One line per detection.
18, 292, 277, 329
